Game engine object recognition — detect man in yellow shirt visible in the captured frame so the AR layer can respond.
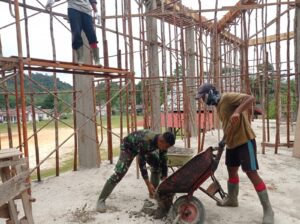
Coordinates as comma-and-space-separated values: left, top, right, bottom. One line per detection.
196, 83, 274, 224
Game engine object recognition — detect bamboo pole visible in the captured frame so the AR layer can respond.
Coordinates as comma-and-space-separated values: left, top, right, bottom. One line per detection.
275, 0, 281, 153
115, 0, 123, 144
13, 0, 29, 159
262, 0, 267, 154
286, 0, 291, 146
23, 0, 41, 179
49, 6, 60, 176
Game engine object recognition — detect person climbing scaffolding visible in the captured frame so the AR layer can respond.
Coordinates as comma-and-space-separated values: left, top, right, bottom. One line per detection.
46, 0, 101, 65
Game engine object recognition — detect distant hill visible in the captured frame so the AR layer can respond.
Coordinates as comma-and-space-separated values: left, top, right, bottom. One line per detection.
0, 73, 72, 109
5, 73, 72, 92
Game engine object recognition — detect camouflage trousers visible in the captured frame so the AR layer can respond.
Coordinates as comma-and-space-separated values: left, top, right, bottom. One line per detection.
108, 149, 135, 185
108, 149, 161, 186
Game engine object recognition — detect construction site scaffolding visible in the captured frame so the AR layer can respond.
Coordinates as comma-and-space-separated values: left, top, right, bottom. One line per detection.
0, 0, 298, 182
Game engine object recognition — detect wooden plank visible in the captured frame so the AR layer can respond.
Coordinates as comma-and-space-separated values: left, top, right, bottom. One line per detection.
248, 32, 294, 46
20, 192, 34, 224
0, 171, 30, 206
7, 200, 19, 224
160, 0, 243, 45
217, 0, 256, 32
1, 167, 20, 224
20, 217, 29, 224
15, 159, 34, 224
0, 203, 9, 218
0, 56, 130, 75
0, 149, 22, 159
0, 158, 28, 169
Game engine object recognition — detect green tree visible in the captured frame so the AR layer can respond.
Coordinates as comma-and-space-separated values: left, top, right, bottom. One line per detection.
42, 94, 54, 109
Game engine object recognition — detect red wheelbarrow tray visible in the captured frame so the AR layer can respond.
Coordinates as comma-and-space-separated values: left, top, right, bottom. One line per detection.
157, 147, 215, 195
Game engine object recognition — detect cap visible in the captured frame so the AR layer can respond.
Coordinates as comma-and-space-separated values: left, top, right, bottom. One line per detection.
195, 83, 216, 100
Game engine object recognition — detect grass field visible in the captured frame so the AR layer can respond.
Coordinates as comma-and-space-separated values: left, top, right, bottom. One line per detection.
0, 115, 143, 132
31, 147, 121, 180
22, 115, 142, 180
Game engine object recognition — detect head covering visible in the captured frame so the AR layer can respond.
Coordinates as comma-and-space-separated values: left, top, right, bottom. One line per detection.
195, 83, 217, 100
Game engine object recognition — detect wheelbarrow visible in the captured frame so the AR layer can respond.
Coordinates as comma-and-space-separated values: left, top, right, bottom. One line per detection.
156, 146, 226, 224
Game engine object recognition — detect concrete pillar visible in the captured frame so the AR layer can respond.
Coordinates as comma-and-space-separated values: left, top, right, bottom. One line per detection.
145, 0, 161, 132
295, 1, 300, 101
293, 100, 300, 158
294, 0, 300, 109
75, 34, 100, 168
0, 34, 2, 56
185, 27, 197, 136
211, 34, 221, 130
293, 2, 300, 158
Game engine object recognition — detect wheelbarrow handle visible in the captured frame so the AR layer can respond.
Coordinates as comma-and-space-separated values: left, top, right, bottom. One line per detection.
211, 146, 225, 172
213, 146, 224, 161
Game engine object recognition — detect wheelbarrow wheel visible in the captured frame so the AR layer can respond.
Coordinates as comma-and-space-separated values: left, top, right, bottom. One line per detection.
172, 195, 205, 224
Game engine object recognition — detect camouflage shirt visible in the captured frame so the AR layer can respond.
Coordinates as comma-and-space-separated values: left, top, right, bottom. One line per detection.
139, 150, 168, 180
121, 129, 168, 180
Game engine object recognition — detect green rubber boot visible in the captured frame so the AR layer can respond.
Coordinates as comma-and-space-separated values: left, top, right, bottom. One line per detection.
257, 190, 274, 224
154, 193, 174, 219
96, 181, 116, 213
75, 46, 84, 64
217, 182, 239, 207
92, 47, 100, 66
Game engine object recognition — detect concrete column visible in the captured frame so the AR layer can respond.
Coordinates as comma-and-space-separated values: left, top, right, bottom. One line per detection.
293, 2, 300, 158
0, 34, 2, 56
145, 0, 161, 132
211, 34, 221, 130
75, 34, 100, 168
185, 27, 197, 136
293, 96, 300, 158
295, 2, 300, 101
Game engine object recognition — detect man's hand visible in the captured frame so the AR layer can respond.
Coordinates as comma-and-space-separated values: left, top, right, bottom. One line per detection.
145, 179, 156, 198
218, 139, 226, 148
230, 112, 240, 125
147, 183, 156, 198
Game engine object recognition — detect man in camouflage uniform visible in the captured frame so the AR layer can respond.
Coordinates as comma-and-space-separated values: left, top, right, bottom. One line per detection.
96, 129, 175, 213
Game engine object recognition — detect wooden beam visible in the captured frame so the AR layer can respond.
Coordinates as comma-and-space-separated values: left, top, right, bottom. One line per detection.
0, 158, 27, 169
0, 171, 30, 206
249, 32, 294, 46
0, 203, 9, 218
0, 148, 22, 160
0, 56, 130, 77
217, 0, 257, 32
160, 0, 243, 45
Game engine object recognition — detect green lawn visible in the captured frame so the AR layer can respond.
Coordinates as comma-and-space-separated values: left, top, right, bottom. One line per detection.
30, 147, 122, 181
0, 115, 143, 133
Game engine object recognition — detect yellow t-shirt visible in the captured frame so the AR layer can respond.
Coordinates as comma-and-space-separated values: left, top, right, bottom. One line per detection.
216, 92, 256, 149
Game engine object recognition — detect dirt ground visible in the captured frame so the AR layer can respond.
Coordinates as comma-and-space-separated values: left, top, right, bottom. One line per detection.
1, 120, 300, 224
0, 126, 123, 170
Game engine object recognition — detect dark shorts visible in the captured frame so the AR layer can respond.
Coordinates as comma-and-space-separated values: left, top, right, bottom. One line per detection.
225, 139, 259, 172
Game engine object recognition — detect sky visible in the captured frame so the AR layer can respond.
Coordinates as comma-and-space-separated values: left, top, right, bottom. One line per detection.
0, 0, 295, 85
